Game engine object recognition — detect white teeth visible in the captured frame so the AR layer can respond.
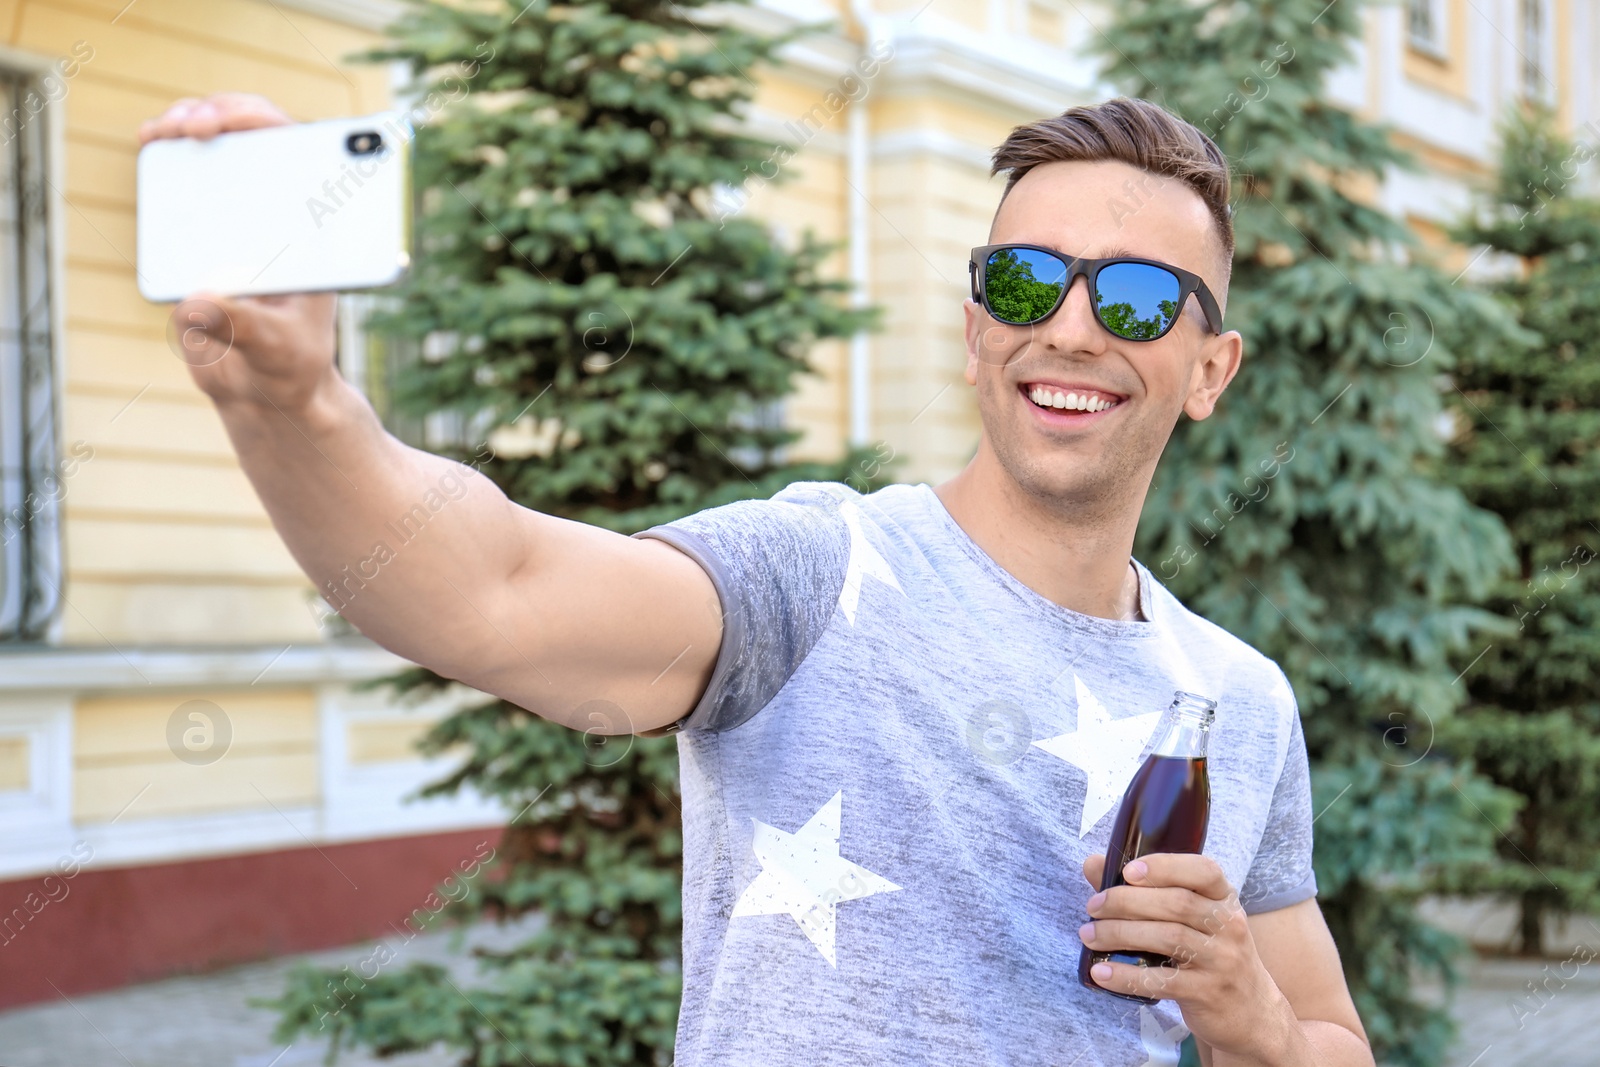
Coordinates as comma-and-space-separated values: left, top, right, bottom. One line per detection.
1027, 386, 1119, 412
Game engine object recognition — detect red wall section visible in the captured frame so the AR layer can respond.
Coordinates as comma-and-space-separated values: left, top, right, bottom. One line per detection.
0, 827, 502, 1009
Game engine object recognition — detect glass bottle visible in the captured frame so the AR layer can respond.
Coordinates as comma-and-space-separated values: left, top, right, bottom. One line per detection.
1078, 690, 1215, 1005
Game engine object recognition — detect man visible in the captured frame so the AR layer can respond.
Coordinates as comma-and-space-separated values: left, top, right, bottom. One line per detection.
140, 93, 1373, 1066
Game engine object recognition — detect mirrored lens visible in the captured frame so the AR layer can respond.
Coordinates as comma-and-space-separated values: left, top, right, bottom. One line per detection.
983, 248, 1067, 325
1093, 262, 1182, 340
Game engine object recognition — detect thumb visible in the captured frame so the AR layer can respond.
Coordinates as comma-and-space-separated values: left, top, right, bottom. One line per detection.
168, 291, 240, 368
178, 289, 292, 358
1082, 853, 1105, 889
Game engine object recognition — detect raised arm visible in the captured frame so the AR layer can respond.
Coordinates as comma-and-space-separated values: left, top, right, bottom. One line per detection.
140, 94, 722, 735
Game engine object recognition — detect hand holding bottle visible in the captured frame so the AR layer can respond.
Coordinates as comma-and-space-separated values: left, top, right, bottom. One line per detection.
1077, 852, 1300, 1062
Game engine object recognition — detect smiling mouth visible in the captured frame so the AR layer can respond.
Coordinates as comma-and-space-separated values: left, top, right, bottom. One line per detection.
1020, 382, 1125, 415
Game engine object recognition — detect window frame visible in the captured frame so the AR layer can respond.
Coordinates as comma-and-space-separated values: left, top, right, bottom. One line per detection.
0, 46, 69, 645
1518, 0, 1553, 102
1406, 0, 1451, 60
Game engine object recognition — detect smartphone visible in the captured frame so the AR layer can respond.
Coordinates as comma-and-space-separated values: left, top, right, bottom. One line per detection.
136, 111, 413, 302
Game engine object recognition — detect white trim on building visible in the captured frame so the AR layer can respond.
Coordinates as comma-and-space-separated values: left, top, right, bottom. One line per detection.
0, 643, 501, 881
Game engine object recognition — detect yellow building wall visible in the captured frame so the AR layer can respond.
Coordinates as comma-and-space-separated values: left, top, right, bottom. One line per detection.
0, 735, 27, 790
910, 0, 987, 31
863, 95, 1017, 482
1554, 0, 1572, 133
743, 71, 853, 460
2, 0, 390, 646
346, 715, 428, 764
1026, 2, 1066, 44
74, 688, 318, 823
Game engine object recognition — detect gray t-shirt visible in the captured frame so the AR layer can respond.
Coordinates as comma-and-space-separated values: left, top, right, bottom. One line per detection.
634, 480, 1317, 1067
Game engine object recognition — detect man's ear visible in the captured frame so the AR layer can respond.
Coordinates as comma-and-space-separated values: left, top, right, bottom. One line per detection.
963, 299, 982, 386
1182, 329, 1243, 421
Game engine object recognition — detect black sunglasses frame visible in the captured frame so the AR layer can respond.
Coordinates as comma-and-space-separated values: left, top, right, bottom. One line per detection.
969, 243, 1224, 340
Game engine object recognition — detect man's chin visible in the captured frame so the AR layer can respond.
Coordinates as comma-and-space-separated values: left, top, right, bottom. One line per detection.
987, 424, 1155, 513
998, 453, 1116, 510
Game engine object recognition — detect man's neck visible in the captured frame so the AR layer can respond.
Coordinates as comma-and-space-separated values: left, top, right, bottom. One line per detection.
932, 449, 1146, 623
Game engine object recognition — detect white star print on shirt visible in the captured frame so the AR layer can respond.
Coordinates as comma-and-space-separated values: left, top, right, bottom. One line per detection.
732, 790, 902, 966
1137, 1005, 1191, 1066
837, 499, 904, 625
1032, 675, 1163, 837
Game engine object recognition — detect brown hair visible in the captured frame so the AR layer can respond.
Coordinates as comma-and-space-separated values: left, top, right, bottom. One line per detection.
989, 97, 1234, 274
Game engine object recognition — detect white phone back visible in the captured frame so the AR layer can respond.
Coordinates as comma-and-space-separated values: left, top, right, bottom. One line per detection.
136, 111, 412, 302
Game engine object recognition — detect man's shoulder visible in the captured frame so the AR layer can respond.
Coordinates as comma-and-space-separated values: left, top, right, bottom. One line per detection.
637, 481, 862, 558
769, 479, 926, 512
667, 480, 927, 533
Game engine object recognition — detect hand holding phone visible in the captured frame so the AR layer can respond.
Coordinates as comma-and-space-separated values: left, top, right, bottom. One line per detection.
137, 98, 410, 302
136, 93, 345, 414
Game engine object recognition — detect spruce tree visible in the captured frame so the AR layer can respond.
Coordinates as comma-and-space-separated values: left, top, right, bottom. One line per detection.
264, 1, 881, 1063
1436, 104, 1600, 957
1094, 0, 1531, 1061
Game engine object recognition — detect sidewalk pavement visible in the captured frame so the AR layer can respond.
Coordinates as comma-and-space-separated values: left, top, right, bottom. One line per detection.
0, 914, 544, 1067
1440, 951, 1600, 1067
1, 922, 1595, 1066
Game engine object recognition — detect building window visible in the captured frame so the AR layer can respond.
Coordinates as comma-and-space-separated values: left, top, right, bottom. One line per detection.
0, 69, 61, 642
1408, 0, 1448, 57
1520, 0, 1549, 99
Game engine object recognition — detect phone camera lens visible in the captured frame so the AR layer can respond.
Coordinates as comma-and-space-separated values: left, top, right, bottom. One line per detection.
346, 131, 383, 156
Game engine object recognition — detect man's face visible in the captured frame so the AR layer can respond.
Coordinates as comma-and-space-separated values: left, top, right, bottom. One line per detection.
963, 159, 1242, 512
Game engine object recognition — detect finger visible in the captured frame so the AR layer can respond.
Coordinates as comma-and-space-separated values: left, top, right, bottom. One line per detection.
1122, 852, 1234, 901
195, 290, 325, 355
141, 97, 203, 144
196, 92, 293, 135
183, 290, 293, 361
1093, 883, 1242, 939
183, 99, 224, 141
1086, 883, 1203, 922
167, 292, 242, 369
187, 290, 248, 326
1082, 853, 1105, 889
1085, 956, 1188, 1002
140, 93, 290, 145
1079, 918, 1202, 962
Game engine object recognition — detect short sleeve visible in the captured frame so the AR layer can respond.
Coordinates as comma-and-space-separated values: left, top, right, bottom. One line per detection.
1237, 686, 1319, 914
630, 482, 852, 735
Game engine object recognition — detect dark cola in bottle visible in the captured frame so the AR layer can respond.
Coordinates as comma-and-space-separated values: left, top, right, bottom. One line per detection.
1078, 690, 1215, 1005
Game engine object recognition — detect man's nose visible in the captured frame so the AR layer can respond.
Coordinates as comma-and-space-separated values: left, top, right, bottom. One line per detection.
1037, 274, 1110, 354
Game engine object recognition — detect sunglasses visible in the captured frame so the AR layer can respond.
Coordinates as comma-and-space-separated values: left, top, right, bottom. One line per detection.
969, 244, 1224, 341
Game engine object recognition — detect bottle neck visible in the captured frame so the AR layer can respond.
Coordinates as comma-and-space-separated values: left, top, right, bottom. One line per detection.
1151, 692, 1215, 759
